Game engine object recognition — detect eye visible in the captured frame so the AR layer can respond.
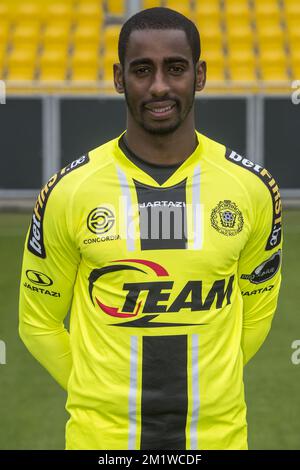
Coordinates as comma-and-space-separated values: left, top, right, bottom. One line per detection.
135, 66, 151, 75
169, 65, 185, 74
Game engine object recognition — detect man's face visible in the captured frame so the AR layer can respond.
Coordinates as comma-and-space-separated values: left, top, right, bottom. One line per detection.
115, 29, 205, 135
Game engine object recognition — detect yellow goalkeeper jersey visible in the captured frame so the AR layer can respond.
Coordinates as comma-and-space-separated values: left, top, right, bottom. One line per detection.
19, 131, 282, 450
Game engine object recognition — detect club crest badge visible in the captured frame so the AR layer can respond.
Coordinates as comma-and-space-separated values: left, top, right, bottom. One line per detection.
211, 200, 244, 236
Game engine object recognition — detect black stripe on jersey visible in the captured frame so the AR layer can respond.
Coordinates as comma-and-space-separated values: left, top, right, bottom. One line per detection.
225, 148, 282, 250
134, 179, 187, 250
140, 335, 188, 450
27, 155, 90, 258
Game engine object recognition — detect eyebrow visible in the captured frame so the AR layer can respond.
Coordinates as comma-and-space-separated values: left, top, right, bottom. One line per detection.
128, 56, 190, 67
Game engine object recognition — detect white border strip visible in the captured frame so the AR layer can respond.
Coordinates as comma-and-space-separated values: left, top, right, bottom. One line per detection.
128, 335, 138, 450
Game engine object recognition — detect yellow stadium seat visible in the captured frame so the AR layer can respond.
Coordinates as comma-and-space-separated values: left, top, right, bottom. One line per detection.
71, 43, 101, 82
10, 43, 38, 58
207, 61, 225, 82
0, 59, 5, 79
201, 35, 223, 56
39, 48, 68, 82
0, 66, 6, 80
227, 44, 255, 63
227, 35, 254, 52
204, 48, 224, 64
202, 37, 224, 61
195, 11, 222, 30
43, 21, 71, 46
230, 63, 257, 82
0, 23, 9, 44
73, 22, 101, 47
40, 65, 67, 82
227, 21, 253, 41
195, 2, 221, 15
228, 51, 255, 66
72, 49, 99, 67
226, 13, 252, 30
258, 34, 285, 52
103, 26, 122, 53
12, 22, 41, 45
143, 0, 163, 8
42, 1, 75, 22
107, 0, 125, 15
74, 1, 104, 23
165, 1, 193, 17
289, 43, 300, 62
291, 61, 300, 80
259, 43, 286, 61
259, 58, 289, 81
72, 65, 99, 82
13, 2, 43, 20
7, 64, 36, 81
7, 43, 37, 81
40, 44, 69, 65
103, 53, 118, 82
0, 43, 7, 71
286, 17, 300, 40
255, 15, 282, 29
0, 3, 9, 18
224, 0, 250, 16
261, 67, 289, 82
253, 0, 280, 16
256, 34, 284, 54
284, 0, 300, 15
290, 50, 300, 80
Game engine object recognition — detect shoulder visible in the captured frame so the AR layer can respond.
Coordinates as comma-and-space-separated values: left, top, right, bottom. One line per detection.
199, 132, 280, 200
198, 133, 282, 250
27, 137, 119, 258
223, 147, 282, 251
43, 137, 118, 200
224, 148, 278, 196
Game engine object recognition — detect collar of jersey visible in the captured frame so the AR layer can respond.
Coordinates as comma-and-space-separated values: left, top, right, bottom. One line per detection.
113, 130, 205, 188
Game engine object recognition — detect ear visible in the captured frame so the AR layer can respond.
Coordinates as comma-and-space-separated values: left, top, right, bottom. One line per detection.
195, 60, 206, 92
113, 63, 125, 94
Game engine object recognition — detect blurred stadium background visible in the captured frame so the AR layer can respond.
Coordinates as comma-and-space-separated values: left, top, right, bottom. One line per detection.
0, 0, 299, 450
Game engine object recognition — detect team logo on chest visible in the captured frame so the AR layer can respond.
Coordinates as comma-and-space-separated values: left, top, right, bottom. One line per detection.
87, 207, 115, 234
210, 200, 244, 236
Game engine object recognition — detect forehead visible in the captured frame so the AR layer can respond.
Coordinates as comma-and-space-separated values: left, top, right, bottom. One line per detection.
125, 29, 193, 63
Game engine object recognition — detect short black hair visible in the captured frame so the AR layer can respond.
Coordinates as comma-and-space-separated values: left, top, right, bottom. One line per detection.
118, 7, 201, 67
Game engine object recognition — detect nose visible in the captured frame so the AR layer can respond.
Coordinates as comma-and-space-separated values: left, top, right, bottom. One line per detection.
149, 69, 170, 97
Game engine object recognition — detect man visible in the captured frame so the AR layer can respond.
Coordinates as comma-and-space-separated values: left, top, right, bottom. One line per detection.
19, 7, 282, 450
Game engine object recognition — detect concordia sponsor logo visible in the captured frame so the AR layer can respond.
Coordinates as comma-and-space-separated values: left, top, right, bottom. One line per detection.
87, 207, 115, 235
225, 149, 282, 250
84, 235, 121, 244
27, 155, 90, 258
88, 259, 234, 328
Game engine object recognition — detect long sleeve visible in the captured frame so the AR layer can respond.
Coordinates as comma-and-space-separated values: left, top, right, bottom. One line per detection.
19, 172, 81, 390
238, 178, 283, 366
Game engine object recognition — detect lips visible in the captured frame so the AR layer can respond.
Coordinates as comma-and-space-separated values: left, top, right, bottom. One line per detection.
144, 101, 176, 118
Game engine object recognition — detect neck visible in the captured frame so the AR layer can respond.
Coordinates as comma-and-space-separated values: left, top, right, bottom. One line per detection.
125, 114, 198, 165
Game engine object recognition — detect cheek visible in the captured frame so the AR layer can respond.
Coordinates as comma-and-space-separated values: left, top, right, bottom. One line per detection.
125, 77, 147, 93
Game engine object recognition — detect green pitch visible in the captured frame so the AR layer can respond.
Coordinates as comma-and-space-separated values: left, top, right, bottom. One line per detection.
0, 211, 299, 449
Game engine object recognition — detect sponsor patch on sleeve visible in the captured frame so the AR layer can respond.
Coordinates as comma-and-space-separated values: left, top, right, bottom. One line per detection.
241, 249, 281, 284
27, 154, 90, 258
225, 148, 282, 250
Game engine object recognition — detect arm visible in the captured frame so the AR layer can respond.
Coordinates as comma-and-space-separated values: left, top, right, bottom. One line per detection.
19, 178, 80, 390
238, 179, 283, 365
